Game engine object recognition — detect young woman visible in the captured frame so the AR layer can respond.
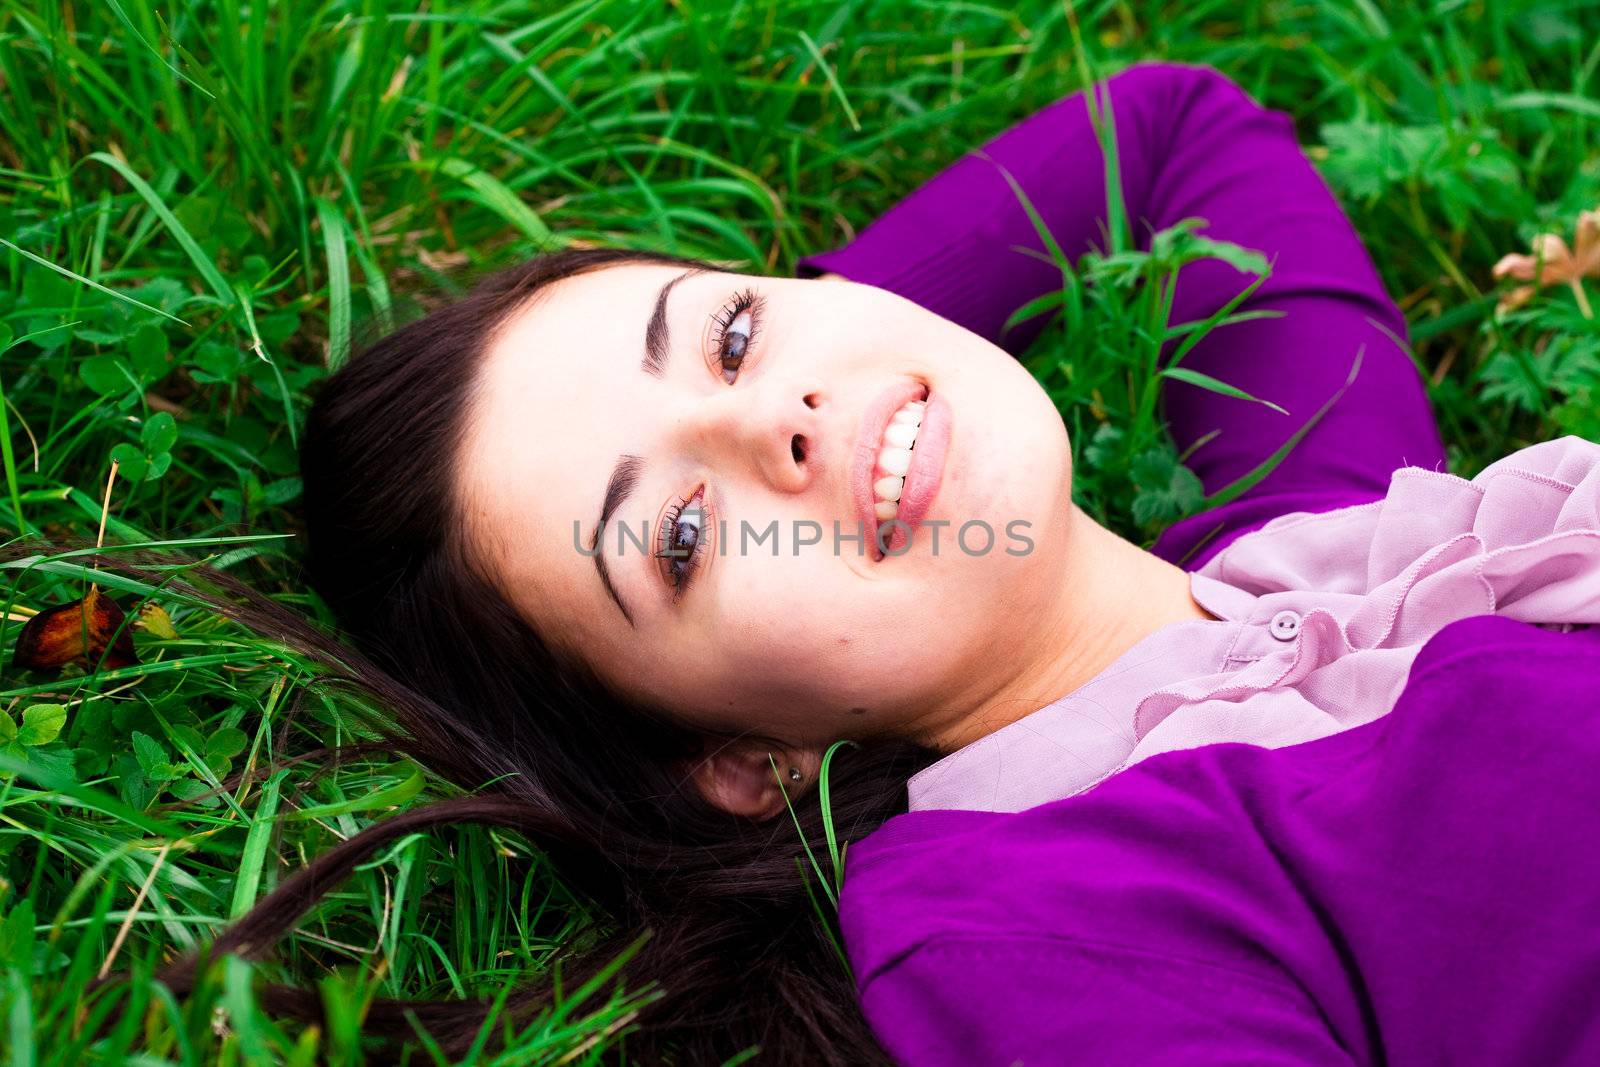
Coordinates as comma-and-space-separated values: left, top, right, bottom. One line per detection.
176, 62, 1600, 1064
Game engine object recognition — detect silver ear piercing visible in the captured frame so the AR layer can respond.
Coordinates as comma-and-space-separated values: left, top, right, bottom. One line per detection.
787, 766, 803, 783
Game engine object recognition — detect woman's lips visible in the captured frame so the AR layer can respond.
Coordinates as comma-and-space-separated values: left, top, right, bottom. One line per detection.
884, 390, 950, 554
850, 379, 948, 562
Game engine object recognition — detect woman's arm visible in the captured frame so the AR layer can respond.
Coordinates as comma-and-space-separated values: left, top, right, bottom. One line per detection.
798, 62, 1445, 566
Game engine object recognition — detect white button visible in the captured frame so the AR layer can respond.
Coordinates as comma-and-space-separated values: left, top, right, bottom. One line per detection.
1269, 610, 1301, 641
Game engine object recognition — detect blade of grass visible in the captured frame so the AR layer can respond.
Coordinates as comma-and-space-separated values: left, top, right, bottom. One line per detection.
0, 325, 28, 534
313, 198, 353, 370
1160, 366, 1289, 415
0, 239, 186, 325
798, 31, 862, 133
229, 770, 286, 919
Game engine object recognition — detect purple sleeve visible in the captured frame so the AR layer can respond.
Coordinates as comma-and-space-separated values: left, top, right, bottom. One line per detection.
798, 62, 1445, 567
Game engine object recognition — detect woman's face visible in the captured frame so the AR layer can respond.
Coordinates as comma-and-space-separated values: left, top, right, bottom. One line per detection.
458, 262, 1077, 749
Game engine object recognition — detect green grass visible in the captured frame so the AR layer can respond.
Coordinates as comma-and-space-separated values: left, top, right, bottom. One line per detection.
1, 0, 1597, 1061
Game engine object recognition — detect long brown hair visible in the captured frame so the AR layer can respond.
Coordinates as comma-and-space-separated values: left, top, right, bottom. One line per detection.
145, 248, 934, 1063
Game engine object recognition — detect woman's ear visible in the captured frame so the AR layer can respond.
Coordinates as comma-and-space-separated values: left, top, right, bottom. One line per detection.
689, 739, 824, 820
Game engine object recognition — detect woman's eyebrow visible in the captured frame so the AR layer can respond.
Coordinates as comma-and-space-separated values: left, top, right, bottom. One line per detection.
591, 453, 644, 627
641, 268, 705, 377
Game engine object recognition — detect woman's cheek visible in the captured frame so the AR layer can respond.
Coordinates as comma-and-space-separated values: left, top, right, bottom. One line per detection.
729, 595, 859, 680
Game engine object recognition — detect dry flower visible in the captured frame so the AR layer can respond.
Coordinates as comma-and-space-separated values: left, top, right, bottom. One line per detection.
1492, 208, 1599, 316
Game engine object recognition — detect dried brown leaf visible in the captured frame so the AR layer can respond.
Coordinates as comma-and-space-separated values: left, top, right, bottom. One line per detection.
12, 587, 139, 672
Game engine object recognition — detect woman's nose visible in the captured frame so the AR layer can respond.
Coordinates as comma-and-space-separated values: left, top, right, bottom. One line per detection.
678, 376, 826, 494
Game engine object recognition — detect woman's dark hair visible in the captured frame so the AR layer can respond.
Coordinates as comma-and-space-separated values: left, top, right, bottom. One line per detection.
146, 248, 935, 1063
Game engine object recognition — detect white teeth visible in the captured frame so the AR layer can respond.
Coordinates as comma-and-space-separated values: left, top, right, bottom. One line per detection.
869, 394, 931, 540
878, 447, 911, 477
883, 422, 918, 449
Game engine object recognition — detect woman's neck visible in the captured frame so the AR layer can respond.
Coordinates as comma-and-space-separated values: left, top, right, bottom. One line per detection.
922, 506, 1217, 754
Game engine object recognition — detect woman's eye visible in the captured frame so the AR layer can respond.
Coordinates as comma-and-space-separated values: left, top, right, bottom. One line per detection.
711, 289, 762, 384
669, 507, 702, 558
657, 490, 709, 596
719, 310, 752, 383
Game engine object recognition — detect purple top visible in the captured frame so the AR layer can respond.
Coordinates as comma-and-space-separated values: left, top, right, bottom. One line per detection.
796, 63, 1600, 1063
845, 615, 1600, 1065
